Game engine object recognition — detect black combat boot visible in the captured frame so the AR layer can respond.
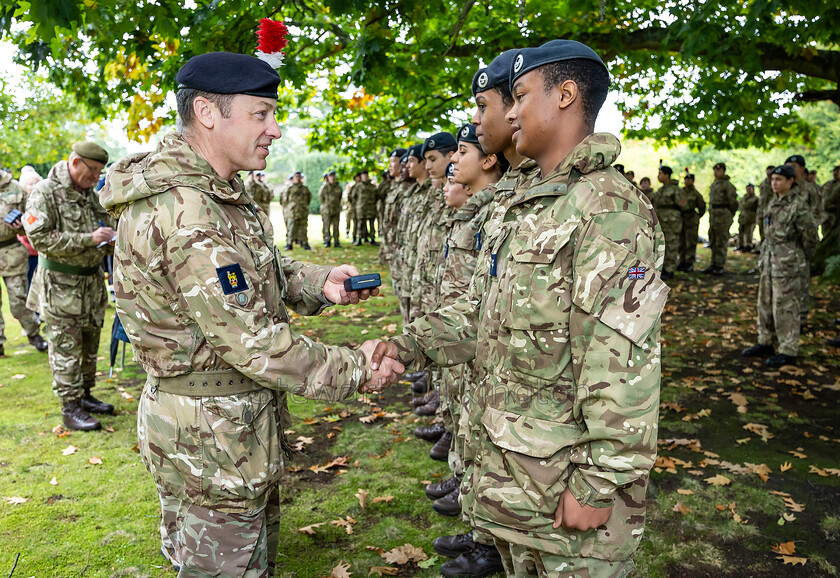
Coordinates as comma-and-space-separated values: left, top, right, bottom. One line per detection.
413, 389, 438, 407
433, 487, 461, 516
324, 240, 331, 247
766, 353, 796, 368
742, 343, 774, 357
434, 531, 476, 558
410, 373, 431, 394
414, 422, 446, 442
284, 243, 293, 251
440, 544, 504, 577
0, 344, 5, 357
62, 400, 101, 431
426, 475, 460, 500
416, 397, 439, 417
429, 430, 452, 460
28, 334, 48, 352
82, 389, 114, 414
405, 371, 425, 381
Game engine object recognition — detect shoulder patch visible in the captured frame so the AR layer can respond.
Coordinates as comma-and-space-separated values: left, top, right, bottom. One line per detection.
217, 263, 249, 294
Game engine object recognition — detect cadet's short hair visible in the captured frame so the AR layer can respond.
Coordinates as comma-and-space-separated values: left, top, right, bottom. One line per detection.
491, 84, 514, 110
640, 177, 651, 186
540, 59, 609, 129
660, 166, 673, 176
176, 89, 236, 133
713, 162, 726, 171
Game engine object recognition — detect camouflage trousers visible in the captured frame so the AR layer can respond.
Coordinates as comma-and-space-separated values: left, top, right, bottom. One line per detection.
356, 217, 375, 242
708, 211, 734, 269
494, 540, 632, 578
439, 366, 465, 477
139, 383, 286, 576
292, 215, 309, 245
0, 273, 40, 344
678, 215, 700, 269
799, 261, 810, 319
284, 213, 295, 246
757, 273, 801, 356
321, 214, 341, 245
658, 211, 682, 273
737, 220, 756, 249
43, 319, 100, 402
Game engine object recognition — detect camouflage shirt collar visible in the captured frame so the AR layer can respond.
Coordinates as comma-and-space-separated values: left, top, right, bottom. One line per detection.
452, 184, 497, 221
545, 132, 621, 180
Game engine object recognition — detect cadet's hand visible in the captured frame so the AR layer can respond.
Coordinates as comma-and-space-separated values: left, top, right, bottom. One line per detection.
358, 339, 404, 393
5, 217, 22, 230
553, 489, 612, 531
324, 264, 380, 305
369, 340, 400, 371
92, 226, 116, 245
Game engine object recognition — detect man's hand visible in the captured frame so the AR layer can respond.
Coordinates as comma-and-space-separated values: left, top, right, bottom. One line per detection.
369, 340, 400, 371
324, 264, 380, 305
358, 339, 404, 393
92, 226, 116, 245
5, 217, 22, 230
553, 489, 612, 531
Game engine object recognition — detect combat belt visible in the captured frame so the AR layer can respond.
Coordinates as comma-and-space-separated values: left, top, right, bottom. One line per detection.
710, 204, 734, 210
39, 256, 100, 276
0, 237, 20, 249
150, 368, 264, 396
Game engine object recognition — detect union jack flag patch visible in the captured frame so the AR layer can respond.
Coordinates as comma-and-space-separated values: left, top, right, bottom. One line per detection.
628, 266, 646, 280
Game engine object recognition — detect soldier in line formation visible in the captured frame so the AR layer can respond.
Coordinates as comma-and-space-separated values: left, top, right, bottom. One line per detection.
318, 170, 342, 247
348, 169, 379, 245
243, 170, 273, 215
280, 170, 312, 250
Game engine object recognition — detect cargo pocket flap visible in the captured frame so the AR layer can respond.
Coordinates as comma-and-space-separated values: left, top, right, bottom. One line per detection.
481, 406, 581, 458
510, 217, 578, 264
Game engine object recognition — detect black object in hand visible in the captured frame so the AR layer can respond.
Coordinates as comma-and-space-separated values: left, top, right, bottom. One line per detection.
343, 273, 382, 292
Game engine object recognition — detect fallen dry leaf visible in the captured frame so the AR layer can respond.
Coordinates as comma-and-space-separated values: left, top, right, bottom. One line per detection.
704, 474, 732, 486
11, 374, 25, 380
808, 465, 829, 477
777, 556, 807, 566
49, 477, 58, 486
372, 495, 394, 504
743, 423, 773, 443
780, 462, 793, 472
381, 544, 427, 565
88, 456, 103, 465
331, 516, 357, 534
676, 489, 694, 495
4, 496, 27, 505
771, 541, 796, 555
62, 445, 78, 456
298, 522, 325, 535
368, 568, 398, 576
736, 437, 751, 445
673, 501, 691, 515
120, 391, 134, 401
355, 488, 368, 509
330, 562, 352, 577
789, 450, 807, 459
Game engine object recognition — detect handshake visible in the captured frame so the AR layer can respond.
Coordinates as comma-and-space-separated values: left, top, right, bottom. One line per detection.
358, 340, 405, 394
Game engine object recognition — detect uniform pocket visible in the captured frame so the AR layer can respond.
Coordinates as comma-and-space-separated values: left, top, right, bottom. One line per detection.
46, 271, 83, 316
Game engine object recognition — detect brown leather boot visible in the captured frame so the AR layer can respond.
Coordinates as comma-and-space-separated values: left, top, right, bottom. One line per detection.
433, 487, 461, 516
82, 389, 114, 415
412, 389, 438, 407
62, 400, 101, 431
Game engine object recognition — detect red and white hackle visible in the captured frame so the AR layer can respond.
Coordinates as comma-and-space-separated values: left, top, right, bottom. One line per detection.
256, 18, 288, 69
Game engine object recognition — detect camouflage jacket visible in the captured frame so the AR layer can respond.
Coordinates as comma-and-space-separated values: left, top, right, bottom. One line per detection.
738, 193, 759, 224
796, 178, 822, 223
286, 184, 312, 220
682, 185, 706, 221
822, 179, 840, 234
709, 176, 738, 213
760, 187, 818, 278
651, 182, 687, 225
409, 187, 452, 318
99, 133, 367, 394
352, 181, 378, 219
0, 173, 28, 276
380, 180, 405, 264
396, 179, 431, 286
318, 182, 343, 217
434, 185, 496, 308
391, 134, 667, 558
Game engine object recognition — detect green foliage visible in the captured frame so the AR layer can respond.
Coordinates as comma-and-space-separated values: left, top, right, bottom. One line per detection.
3, 0, 839, 163
0, 71, 102, 174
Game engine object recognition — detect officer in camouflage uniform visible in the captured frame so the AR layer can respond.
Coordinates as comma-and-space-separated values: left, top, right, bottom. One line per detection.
678, 172, 705, 272
742, 164, 817, 368
703, 162, 738, 275
821, 166, 840, 241
99, 52, 401, 576
651, 166, 686, 280
0, 170, 46, 355
379, 148, 407, 267
286, 171, 312, 250
318, 170, 342, 247
785, 155, 819, 326
375, 40, 666, 578
757, 165, 775, 243
737, 183, 759, 251
352, 170, 378, 245
23, 142, 116, 431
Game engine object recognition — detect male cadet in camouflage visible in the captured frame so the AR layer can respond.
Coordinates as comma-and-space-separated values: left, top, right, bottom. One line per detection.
822, 166, 840, 241
678, 172, 706, 272
286, 171, 312, 250
352, 169, 378, 245
244, 171, 273, 215
279, 173, 294, 248
757, 165, 775, 242
651, 166, 686, 280
737, 184, 759, 252
99, 52, 403, 576
638, 177, 653, 201
391, 149, 419, 322
373, 39, 666, 578
380, 148, 407, 266
396, 145, 431, 328
375, 168, 392, 242
23, 141, 116, 431
785, 155, 820, 327
0, 170, 47, 355
703, 162, 738, 276
742, 164, 817, 368
318, 170, 342, 247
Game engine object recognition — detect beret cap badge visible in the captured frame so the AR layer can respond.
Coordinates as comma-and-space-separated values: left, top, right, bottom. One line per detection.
477, 72, 488, 88
460, 127, 469, 138
513, 54, 524, 73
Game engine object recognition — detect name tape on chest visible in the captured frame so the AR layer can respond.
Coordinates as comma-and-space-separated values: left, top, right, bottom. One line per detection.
217, 263, 249, 295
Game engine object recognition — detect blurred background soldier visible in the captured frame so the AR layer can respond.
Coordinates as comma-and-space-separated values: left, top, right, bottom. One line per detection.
0, 169, 47, 354
704, 162, 738, 276
737, 183, 759, 252
23, 141, 116, 431
785, 155, 819, 328
244, 171, 272, 215
286, 171, 312, 250
319, 170, 342, 247
353, 170, 378, 245
344, 172, 360, 240
757, 165, 775, 244
639, 176, 654, 200
380, 148, 407, 267
17, 168, 43, 287
678, 172, 705, 272
651, 165, 686, 280
821, 166, 840, 240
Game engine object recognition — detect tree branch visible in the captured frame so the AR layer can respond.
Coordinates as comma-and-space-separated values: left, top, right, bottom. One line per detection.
445, 0, 478, 55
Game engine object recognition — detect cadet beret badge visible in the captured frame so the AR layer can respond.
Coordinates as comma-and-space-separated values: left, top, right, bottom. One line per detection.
477, 72, 488, 88
428, 139, 436, 149
256, 18, 289, 69
460, 126, 469, 139
513, 54, 524, 73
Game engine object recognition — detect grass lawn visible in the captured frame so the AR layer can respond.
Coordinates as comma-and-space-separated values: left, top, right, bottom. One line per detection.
0, 223, 838, 577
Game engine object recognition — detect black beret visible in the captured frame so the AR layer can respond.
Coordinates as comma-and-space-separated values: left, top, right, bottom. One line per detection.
324, 170, 336, 177
421, 132, 457, 157
772, 165, 796, 178
389, 147, 407, 158
785, 154, 806, 167
400, 154, 409, 164
660, 166, 673, 176
407, 144, 424, 160
510, 39, 608, 91
445, 162, 455, 178
713, 162, 727, 170
685, 173, 695, 180
456, 124, 480, 147
614, 163, 625, 172
359, 169, 369, 175
471, 49, 518, 96
176, 52, 281, 99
